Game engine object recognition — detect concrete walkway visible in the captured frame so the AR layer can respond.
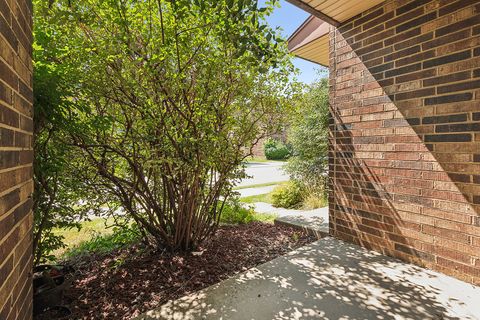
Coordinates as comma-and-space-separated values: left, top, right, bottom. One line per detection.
251, 202, 329, 239
237, 177, 329, 237
134, 237, 480, 320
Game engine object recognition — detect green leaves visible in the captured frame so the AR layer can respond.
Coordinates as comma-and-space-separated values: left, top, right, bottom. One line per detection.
33, 0, 295, 252
285, 77, 330, 191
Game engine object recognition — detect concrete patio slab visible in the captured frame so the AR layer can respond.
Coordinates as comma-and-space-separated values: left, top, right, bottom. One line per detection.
274, 207, 329, 239
134, 237, 480, 320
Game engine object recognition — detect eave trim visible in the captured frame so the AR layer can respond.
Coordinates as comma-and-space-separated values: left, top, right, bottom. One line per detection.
286, 0, 340, 27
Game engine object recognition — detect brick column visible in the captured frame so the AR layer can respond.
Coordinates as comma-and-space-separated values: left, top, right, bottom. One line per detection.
329, 0, 480, 284
0, 0, 34, 319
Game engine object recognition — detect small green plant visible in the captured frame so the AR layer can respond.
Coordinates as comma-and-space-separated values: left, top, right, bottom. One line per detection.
220, 198, 277, 224
292, 232, 300, 242
302, 192, 327, 210
301, 185, 328, 210
271, 181, 304, 209
220, 199, 256, 224
264, 138, 290, 160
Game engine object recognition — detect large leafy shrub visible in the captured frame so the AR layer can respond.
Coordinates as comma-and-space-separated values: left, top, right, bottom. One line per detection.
32, 27, 99, 265
285, 77, 330, 195
264, 138, 290, 160
35, 0, 295, 251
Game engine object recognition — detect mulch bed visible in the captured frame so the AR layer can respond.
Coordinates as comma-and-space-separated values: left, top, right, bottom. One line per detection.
39, 222, 315, 320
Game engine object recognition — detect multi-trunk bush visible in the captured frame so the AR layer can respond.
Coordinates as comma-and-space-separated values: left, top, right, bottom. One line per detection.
34, 0, 295, 252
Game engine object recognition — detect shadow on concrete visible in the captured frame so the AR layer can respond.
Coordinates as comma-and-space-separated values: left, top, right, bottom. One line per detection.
134, 238, 480, 320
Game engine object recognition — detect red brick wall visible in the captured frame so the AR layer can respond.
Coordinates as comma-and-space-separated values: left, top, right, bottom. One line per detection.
0, 0, 34, 318
329, 0, 480, 284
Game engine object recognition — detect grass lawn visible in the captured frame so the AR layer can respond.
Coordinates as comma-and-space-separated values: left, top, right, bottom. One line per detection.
250, 212, 277, 223
243, 156, 287, 163
240, 193, 273, 204
233, 181, 287, 190
53, 217, 115, 257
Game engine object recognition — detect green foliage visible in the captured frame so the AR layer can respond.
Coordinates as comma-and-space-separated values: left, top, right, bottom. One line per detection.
285, 77, 330, 194
62, 225, 141, 260
302, 187, 327, 209
240, 193, 272, 204
271, 181, 304, 209
220, 198, 276, 224
32, 16, 100, 265
220, 198, 256, 224
34, 0, 296, 252
264, 138, 290, 160
251, 212, 277, 223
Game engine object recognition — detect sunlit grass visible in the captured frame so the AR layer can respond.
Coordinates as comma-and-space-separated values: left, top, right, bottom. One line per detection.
53, 218, 115, 257
251, 212, 277, 223
61, 226, 140, 260
234, 181, 288, 190
240, 193, 272, 204
243, 156, 287, 163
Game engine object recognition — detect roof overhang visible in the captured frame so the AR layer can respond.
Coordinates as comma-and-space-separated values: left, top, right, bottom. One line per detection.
287, 16, 330, 67
287, 0, 386, 66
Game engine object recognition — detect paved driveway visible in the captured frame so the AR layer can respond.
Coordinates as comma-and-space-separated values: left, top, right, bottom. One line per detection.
238, 161, 289, 187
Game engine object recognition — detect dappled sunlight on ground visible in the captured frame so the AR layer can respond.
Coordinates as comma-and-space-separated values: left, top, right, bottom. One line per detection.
54, 223, 314, 320
135, 238, 480, 320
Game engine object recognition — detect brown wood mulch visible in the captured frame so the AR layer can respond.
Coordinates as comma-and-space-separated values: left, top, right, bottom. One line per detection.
38, 222, 315, 320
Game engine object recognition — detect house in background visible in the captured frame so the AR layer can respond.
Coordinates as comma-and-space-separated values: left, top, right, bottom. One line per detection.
287, 0, 480, 284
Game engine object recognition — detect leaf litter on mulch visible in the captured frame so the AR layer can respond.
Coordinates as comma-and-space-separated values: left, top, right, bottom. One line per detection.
42, 222, 316, 320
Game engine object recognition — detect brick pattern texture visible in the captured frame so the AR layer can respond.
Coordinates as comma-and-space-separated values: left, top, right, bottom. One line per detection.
329, 0, 480, 284
0, 0, 34, 318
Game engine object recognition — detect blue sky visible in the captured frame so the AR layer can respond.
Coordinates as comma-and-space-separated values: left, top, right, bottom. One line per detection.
260, 0, 324, 84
